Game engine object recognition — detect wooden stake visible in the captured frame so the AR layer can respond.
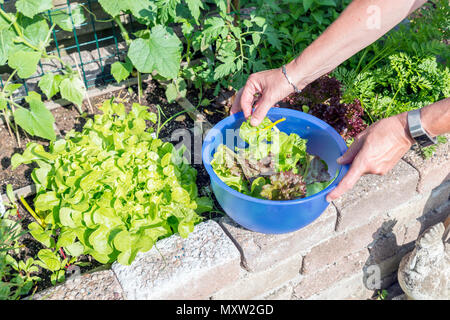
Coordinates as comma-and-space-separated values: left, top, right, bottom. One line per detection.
2, 109, 14, 139
73, 55, 94, 114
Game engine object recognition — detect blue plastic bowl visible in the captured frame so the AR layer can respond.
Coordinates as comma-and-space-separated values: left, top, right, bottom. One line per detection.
202, 108, 349, 234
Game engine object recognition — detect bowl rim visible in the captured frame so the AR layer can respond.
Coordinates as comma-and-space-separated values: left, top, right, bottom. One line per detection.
202, 107, 349, 205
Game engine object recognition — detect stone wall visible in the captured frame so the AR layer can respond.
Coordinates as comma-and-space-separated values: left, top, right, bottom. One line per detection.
30, 139, 450, 300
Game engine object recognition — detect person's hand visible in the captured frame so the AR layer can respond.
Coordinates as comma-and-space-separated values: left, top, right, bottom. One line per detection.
326, 112, 415, 202
231, 67, 295, 126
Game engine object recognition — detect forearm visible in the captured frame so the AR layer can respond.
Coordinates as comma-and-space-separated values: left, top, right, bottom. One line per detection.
388, 98, 450, 149
287, 0, 427, 88
420, 98, 450, 137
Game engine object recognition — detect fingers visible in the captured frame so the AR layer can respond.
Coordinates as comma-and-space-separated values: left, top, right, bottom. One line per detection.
239, 79, 260, 120
230, 88, 243, 115
250, 95, 275, 126
326, 160, 364, 202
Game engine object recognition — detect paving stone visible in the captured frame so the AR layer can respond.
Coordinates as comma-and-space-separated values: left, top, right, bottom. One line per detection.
304, 271, 373, 300
302, 215, 385, 274
256, 281, 297, 300
402, 136, 450, 193
332, 160, 419, 232
111, 220, 241, 300
41, 50, 101, 80
31, 270, 124, 300
305, 191, 437, 276
218, 205, 337, 273
91, 42, 127, 66
295, 248, 369, 299
385, 191, 432, 232
363, 242, 414, 287
1, 184, 36, 203
402, 200, 450, 245
384, 182, 450, 246
210, 252, 302, 300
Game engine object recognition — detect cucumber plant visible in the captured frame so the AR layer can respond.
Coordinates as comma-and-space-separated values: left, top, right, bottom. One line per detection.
0, 1, 87, 145
98, 1, 274, 102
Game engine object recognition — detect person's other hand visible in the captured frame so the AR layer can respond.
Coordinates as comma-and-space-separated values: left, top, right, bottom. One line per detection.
326, 112, 415, 202
230, 67, 294, 126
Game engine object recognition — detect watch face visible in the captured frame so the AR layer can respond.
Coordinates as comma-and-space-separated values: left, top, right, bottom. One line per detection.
415, 134, 435, 147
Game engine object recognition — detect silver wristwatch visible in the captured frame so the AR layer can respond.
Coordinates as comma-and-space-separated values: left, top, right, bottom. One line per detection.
407, 108, 436, 147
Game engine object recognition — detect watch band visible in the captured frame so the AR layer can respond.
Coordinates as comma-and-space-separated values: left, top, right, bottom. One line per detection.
281, 65, 301, 94
407, 108, 436, 147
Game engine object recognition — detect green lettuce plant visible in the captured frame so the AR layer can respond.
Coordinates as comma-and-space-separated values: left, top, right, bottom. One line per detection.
11, 99, 212, 266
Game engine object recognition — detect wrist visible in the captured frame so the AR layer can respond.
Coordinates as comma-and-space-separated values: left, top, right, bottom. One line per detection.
396, 112, 416, 146
419, 107, 438, 138
284, 59, 309, 91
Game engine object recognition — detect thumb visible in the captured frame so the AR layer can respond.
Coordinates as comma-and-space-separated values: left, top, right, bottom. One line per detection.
326, 161, 363, 202
337, 134, 365, 165
250, 95, 275, 126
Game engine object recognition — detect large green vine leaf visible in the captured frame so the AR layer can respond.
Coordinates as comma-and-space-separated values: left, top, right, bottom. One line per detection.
98, 0, 156, 21
13, 92, 56, 141
38, 73, 63, 99
0, 28, 15, 65
8, 50, 41, 78
50, 4, 86, 31
15, 0, 53, 18
59, 75, 86, 107
111, 58, 133, 83
128, 25, 182, 79
16, 14, 50, 49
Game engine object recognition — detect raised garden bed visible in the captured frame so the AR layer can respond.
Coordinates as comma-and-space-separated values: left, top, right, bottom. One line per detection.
1, 0, 448, 301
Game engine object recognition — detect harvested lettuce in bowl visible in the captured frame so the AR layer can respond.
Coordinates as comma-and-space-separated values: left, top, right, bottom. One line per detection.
211, 117, 337, 201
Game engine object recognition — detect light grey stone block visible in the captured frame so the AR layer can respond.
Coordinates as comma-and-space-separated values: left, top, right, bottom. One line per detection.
333, 160, 419, 232
112, 220, 241, 300
210, 253, 302, 300
402, 136, 450, 193
31, 270, 124, 300
219, 204, 337, 273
